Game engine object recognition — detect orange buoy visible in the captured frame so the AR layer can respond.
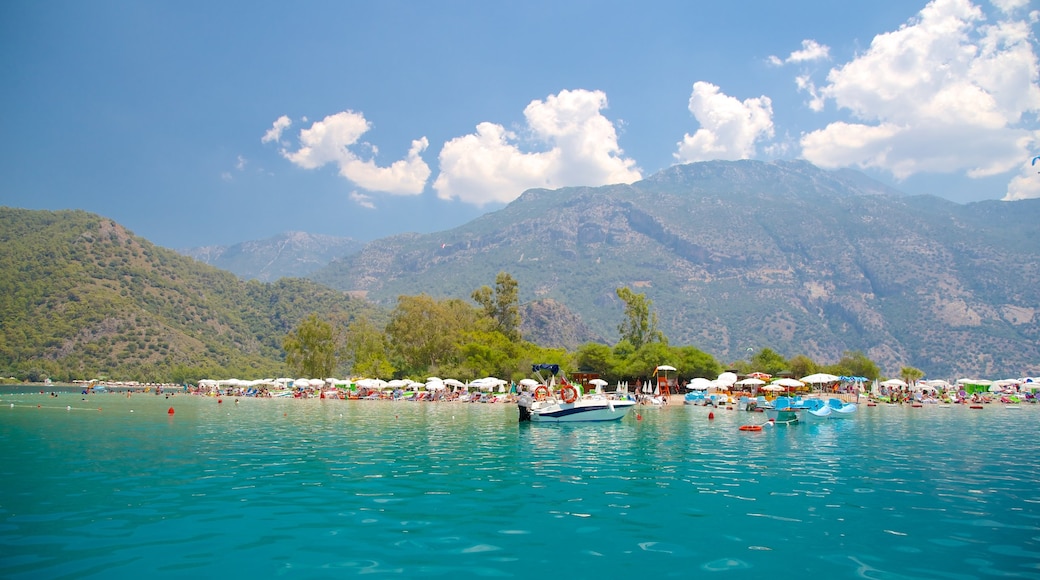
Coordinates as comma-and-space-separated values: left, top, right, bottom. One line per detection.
636, 413, 643, 420
739, 425, 763, 432
217, 399, 222, 404
168, 407, 175, 415
708, 411, 714, 420
969, 405, 983, 409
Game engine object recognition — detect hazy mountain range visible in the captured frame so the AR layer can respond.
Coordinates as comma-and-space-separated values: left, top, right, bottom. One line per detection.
182, 231, 364, 282
302, 160, 1039, 379
6, 160, 1033, 382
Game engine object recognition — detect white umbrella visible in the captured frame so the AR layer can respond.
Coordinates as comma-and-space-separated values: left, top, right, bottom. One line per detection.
881, 379, 907, 388
800, 373, 840, 384
736, 377, 766, 386
686, 377, 713, 390
518, 378, 540, 388
656, 365, 677, 372
761, 384, 784, 391
716, 372, 738, 386
588, 379, 608, 386
442, 378, 466, 388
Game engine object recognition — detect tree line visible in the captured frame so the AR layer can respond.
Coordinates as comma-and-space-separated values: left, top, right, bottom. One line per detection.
283, 271, 899, 386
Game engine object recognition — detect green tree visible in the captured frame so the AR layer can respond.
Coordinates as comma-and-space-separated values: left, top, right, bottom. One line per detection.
472, 272, 522, 342
282, 313, 338, 379
385, 294, 478, 376
825, 350, 880, 380
671, 345, 722, 379
900, 366, 925, 385
343, 316, 394, 378
787, 354, 819, 379
750, 347, 788, 376
616, 287, 664, 349
575, 342, 617, 379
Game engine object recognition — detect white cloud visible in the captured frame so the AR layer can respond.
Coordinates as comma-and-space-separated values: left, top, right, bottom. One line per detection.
276, 111, 431, 195
674, 82, 775, 163
769, 39, 831, 66
433, 89, 641, 205
1003, 150, 1040, 200
262, 115, 291, 144
798, 0, 1040, 195
349, 191, 376, 209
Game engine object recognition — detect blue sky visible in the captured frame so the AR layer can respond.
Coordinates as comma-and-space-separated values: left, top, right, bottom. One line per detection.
2, 0, 1038, 249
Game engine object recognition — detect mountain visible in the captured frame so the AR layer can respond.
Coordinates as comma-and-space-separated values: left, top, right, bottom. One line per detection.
310, 160, 1040, 379
181, 231, 363, 281
0, 208, 379, 382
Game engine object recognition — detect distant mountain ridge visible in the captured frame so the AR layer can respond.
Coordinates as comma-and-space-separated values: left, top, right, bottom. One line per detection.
181, 231, 363, 281
308, 160, 1040, 378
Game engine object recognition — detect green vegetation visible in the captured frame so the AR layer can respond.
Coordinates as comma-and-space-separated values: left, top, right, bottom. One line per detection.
616, 287, 664, 349
0, 207, 892, 385
283, 314, 338, 378
0, 207, 379, 383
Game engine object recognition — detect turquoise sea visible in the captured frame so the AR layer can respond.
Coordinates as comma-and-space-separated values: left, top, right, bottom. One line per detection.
1, 388, 1038, 579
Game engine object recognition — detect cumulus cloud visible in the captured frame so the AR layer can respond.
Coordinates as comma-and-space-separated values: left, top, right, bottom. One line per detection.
769, 39, 831, 66
275, 111, 431, 195
433, 89, 641, 205
798, 0, 1040, 198
262, 115, 291, 144
674, 82, 775, 162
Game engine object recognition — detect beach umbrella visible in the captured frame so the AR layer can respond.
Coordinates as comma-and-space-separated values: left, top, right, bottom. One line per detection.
716, 372, 738, 387
655, 365, 677, 372
800, 373, 839, 384
736, 377, 766, 386
686, 377, 713, 390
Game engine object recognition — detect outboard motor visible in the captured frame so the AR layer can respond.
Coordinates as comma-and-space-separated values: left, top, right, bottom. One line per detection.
518, 391, 532, 422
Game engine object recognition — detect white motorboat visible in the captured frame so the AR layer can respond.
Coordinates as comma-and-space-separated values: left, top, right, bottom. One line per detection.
519, 364, 637, 423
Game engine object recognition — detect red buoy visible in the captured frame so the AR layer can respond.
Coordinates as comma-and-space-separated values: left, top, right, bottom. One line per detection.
708, 411, 715, 420
217, 399, 222, 404
168, 407, 175, 415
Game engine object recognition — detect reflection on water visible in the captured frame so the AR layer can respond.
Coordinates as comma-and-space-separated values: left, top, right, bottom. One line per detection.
1, 392, 1038, 578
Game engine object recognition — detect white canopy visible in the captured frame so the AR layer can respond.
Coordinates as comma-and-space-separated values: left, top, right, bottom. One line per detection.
716, 372, 738, 386
686, 377, 714, 390
800, 373, 840, 384
736, 377, 766, 386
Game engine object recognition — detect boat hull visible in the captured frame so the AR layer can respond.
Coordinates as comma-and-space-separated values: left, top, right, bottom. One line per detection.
529, 398, 637, 423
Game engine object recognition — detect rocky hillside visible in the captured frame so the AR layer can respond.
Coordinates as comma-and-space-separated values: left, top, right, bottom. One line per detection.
311, 160, 1040, 378
182, 231, 363, 281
